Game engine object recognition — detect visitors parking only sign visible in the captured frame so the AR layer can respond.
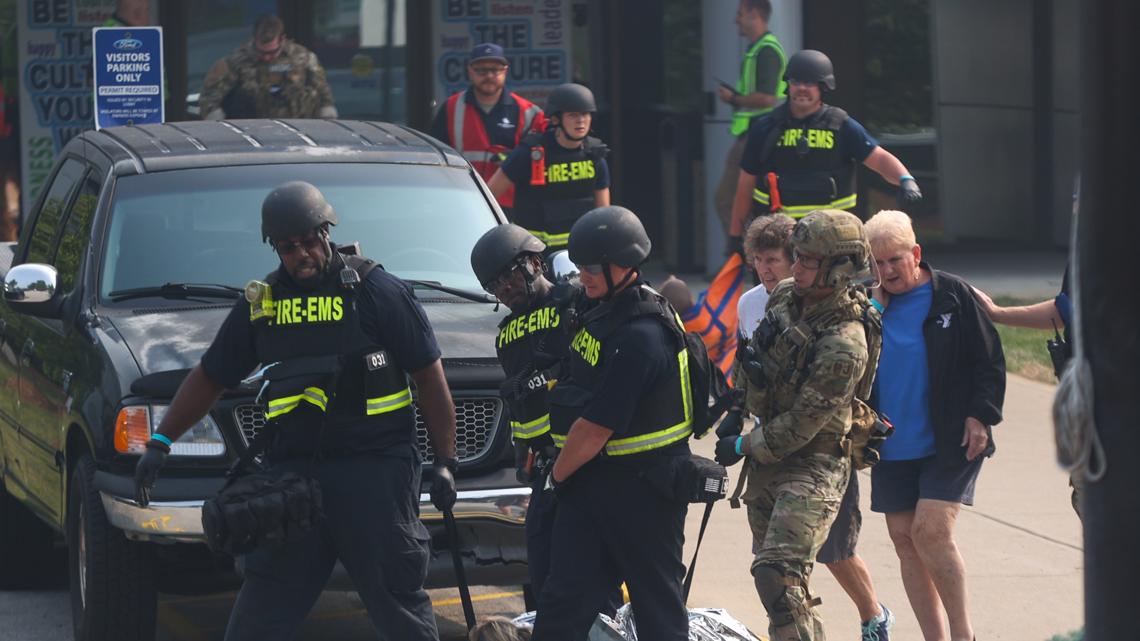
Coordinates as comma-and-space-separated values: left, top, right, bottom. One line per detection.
92, 27, 163, 129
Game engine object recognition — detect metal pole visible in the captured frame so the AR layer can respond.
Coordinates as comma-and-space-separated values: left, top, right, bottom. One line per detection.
1078, 1, 1140, 639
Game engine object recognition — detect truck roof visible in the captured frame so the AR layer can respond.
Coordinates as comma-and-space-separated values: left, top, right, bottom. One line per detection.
79, 119, 467, 174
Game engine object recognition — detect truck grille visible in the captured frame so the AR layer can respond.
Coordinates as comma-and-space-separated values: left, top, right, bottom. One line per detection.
232, 397, 503, 464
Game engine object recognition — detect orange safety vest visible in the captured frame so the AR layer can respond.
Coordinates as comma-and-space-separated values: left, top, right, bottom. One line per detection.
681, 253, 747, 384
445, 91, 546, 208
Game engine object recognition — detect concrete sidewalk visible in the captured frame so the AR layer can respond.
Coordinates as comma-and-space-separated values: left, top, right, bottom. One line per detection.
685, 374, 1083, 641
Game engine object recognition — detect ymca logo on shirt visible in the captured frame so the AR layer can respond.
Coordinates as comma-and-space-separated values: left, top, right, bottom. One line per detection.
937, 313, 952, 328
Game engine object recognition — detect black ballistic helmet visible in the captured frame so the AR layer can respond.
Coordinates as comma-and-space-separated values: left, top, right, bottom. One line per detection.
470, 224, 546, 285
568, 206, 651, 268
261, 181, 339, 244
784, 49, 836, 92
545, 83, 597, 115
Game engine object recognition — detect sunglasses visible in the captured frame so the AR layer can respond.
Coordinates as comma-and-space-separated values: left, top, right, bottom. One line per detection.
576, 263, 604, 275
275, 236, 323, 257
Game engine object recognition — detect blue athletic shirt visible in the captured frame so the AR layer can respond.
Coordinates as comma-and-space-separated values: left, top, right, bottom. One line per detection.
874, 281, 936, 461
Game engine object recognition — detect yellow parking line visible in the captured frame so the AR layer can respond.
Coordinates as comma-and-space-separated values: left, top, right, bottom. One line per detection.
157, 601, 214, 641
432, 590, 524, 607
305, 590, 525, 623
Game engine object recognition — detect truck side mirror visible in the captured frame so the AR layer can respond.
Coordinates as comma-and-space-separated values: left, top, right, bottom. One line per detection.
4, 263, 62, 317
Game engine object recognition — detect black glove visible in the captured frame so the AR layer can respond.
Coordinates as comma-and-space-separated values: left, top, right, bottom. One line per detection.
431, 458, 459, 512
134, 442, 169, 507
898, 177, 923, 206
716, 409, 745, 440
715, 436, 744, 467
726, 235, 745, 258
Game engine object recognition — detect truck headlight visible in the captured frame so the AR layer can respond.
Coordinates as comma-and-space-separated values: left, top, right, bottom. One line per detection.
113, 405, 226, 456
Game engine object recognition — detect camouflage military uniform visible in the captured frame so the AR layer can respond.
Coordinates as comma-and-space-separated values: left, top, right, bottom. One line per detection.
737, 274, 877, 640
198, 39, 335, 120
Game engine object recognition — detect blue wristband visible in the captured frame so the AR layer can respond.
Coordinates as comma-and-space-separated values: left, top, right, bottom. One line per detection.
869, 299, 884, 313
151, 433, 173, 447
734, 436, 744, 456
899, 175, 914, 182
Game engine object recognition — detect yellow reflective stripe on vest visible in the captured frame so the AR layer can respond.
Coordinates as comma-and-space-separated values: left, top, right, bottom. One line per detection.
752, 189, 858, 217
603, 348, 693, 456
527, 229, 570, 248
365, 387, 413, 415
550, 433, 567, 448
511, 414, 552, 439
266, 387, 329, 419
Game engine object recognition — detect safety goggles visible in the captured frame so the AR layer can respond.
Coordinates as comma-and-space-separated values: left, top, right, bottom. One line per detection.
275, 235, 323, 257
576, 263, 605, 275
482, 262, 524, 294
792, 249, 823, 270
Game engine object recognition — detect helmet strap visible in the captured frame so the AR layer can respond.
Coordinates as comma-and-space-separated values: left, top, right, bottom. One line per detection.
601, 265, 637, 302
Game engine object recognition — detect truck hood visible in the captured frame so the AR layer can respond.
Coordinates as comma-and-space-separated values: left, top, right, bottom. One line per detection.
104, 300, 507, 378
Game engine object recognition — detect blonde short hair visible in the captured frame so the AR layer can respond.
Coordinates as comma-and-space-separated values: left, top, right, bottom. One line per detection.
864, 209, 916, 251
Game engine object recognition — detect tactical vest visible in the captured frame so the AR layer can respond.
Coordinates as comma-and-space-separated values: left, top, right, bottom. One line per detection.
547, 284, 693, 457
446, 91, 545, 208
250, 253, 413, 437
511, 131, 607, 249
744, 282, 881, 440
730, 32, 788, 137
751, 104, 857, 217
495, 292, 567, 445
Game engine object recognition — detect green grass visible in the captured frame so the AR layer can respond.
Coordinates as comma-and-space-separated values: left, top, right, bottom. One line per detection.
992, 296, 1059, 384
1046, 630, 1083, 641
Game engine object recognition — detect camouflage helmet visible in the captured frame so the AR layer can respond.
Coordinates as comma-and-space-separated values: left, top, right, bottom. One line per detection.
791, 209, 871, 288
261, 181, 338, 244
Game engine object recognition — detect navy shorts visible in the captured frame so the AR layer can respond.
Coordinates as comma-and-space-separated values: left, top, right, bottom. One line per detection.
816, 468, 861, 564
870, 455, 984, 513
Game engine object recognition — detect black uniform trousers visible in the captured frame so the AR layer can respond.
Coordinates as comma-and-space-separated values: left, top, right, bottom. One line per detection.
526, 473, 558, 599
223, 445, 438, 641
531, 460, 689, 641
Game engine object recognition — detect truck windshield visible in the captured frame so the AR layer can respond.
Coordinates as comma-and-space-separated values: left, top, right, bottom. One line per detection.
100, 163, 497, 302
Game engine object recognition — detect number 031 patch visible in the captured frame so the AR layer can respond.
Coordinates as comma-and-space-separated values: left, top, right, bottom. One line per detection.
365, 350, 389, 371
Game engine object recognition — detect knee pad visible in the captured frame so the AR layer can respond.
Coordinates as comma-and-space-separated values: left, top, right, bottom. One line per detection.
751, 564, 819, 629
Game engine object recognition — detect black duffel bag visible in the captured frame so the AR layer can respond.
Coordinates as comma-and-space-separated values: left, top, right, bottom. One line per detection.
201, 471, 322, 556
642, 454, 729, 504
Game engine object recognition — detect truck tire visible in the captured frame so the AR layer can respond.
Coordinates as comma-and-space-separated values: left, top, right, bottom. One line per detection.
68, 454, 157, 641
0, 485, 55, 589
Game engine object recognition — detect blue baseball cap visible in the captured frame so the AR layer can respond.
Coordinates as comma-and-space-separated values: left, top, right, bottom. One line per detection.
469, 43, 508, 65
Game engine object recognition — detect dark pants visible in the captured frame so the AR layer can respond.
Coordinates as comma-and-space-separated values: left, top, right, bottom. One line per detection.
224, 448, 438, 641
532, 462, 689, 641
526, 474, 557, 599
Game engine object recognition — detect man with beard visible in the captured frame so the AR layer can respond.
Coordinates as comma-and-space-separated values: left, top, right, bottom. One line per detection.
487, 83, 610, 252
727, 50, 922, 249
431, 43, 547, 214
134, 181, 456, 641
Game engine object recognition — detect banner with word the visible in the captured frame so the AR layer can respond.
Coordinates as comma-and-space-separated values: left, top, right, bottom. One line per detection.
433, 0, 571, 109
18, 0, 114, 211
93, 26, 163, 129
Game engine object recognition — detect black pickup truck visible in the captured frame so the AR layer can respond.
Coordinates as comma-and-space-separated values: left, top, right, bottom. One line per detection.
0, 120, 528, 641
